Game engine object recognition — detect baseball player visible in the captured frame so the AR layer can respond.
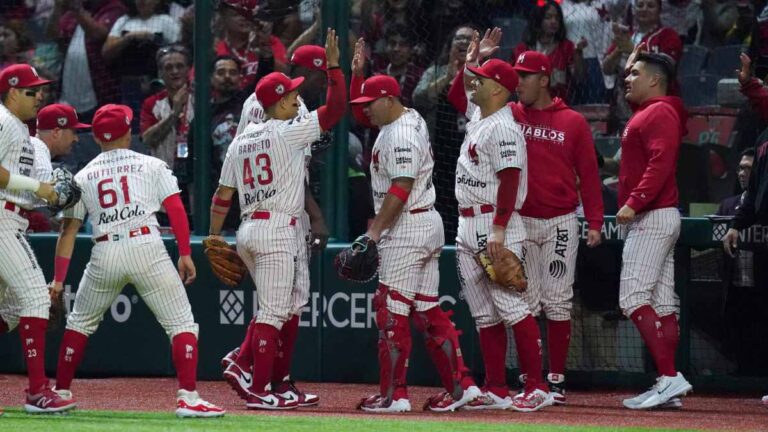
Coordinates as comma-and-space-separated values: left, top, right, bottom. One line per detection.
208, 29, 346, 410
448, 39, 604, 404
450, 33, 553, 412
348, 39, 481, 413
0, 64, 76, 413
50, 104, 225, 418
0, 102, 89, 334
616, 50, 691, 410
220, 44, 331, 407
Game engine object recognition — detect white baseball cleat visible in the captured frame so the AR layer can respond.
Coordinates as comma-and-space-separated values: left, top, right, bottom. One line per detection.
624, 373, 692, 410
761, 395, 768, 408
246, 392, 299, 410
423, 385, 481, 412
176, 389, 225, 418
509, 388, 555, 412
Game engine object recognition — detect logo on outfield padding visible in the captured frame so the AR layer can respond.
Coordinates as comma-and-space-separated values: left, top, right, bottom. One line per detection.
220, 290, 244, 325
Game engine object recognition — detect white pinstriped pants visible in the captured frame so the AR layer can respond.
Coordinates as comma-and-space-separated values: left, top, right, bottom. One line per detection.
456, 212, 531, 328
619, 207, 680, 317
237, 214, 298, 329
0, 211, 49, 328
378, 210, 444, 316
66, 231, 199, 338
521, 213, 579, 321
290, 211, 311, 316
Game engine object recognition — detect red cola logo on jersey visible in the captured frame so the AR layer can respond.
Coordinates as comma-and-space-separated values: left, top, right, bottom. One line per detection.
372, 150, 380, 172
519, 124, 565, 143
244, 188, 276, 205
467, 143, 479, 165
97, 205, 146, 225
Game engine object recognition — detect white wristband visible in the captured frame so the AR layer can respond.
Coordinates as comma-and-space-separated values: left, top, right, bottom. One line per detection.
6, 174, 41, 192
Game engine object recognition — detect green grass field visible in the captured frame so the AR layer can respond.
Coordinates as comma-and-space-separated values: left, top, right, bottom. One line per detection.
0, 409, 700, 432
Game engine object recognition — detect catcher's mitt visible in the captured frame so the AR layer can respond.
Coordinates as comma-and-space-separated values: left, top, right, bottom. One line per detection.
203, 236, 247, 286
475, 248, 527, 292
334, 234, 379, 283
50, 168, 81, 211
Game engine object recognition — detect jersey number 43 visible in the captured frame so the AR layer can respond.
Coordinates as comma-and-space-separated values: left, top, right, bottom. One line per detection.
242, 154, 274, 188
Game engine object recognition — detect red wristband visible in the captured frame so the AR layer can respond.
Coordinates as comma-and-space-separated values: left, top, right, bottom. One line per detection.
388, 184, 410, 202
54, 256, 71, 283
212, 196, 232, 207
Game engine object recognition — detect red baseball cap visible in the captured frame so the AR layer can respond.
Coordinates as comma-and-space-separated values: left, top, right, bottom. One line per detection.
37, 104, 90, 130
291, 45, 326, 71
255, 72, 304, 108
0, 64, 52, 93
92, 104, 133, 142
467, 59, 519, 94
349, 75, 401, 104
513, 51, 552, 75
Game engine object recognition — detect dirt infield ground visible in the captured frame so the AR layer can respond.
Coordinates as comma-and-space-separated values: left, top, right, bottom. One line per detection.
1, 374, 766, 431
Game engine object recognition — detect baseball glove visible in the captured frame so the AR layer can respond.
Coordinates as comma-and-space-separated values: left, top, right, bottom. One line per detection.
475, 248, 527, 292
50, 168, 81, 211
48, 283, 65, 331
203, 237, 247, 286
334, 234, 379, 283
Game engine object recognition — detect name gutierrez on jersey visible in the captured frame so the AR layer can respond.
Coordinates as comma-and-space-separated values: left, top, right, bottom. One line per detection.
519, 124, 565, 143
85, 164, 145, 180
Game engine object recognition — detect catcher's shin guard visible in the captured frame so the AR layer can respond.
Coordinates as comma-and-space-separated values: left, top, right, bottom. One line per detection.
412, 306, 470, 399
374, 285, 411, 402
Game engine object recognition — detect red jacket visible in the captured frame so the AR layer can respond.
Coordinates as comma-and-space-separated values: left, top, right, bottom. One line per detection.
446, 69, 603, 229
512, 99, 604, 230
618, 96, 686, 213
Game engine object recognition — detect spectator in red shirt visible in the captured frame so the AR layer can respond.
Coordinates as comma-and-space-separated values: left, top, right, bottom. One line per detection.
373, 23, 424, 107
215, 0, 287, 91
49, 0, 127, 120
512, 0, 584, 102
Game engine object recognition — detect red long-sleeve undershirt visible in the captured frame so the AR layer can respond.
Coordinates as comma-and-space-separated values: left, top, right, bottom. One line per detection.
494, 168, 520, 227
317, 67, 347, 131
164, 193, 191, 256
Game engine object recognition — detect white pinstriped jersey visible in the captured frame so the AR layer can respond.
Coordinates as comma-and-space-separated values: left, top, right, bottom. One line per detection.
236, 94, 310, 135
370, 108, 435, 213
220, 111, 321, 218
235, 94, 312, 181
65, 149, 180, 237
455, 102, 527, 209
0, 104, 38, 209
31, 137, 52, 183
30, 136, 53, 208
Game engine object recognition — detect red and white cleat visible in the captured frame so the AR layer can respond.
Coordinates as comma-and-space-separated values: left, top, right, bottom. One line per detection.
357, 394, 411, 413
509, 388, 555, 413
24, 388, 77, 414
274, 378, 319, 407
223, 361, 254, 400
761, 395, 768, 408
462, 390, 513, 410
423, 385, 481, 412
176, 389, 225, 418
220, 347, 240, 371
246, 392, 299, 410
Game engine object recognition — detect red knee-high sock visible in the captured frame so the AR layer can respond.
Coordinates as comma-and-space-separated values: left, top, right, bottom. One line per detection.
172, 332, 198, 391
18, 317, 49, 394
0, 316, 8, 333
235, 318, 257, 369
659, 314, 679, 362
513, 315, 545, 391
478, 322, 508, 394
547, 319, 571, 376
55, 329, 89, 390
250, 323, 280, 394
272, 315, 300, 382
630, 305, 676, 377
